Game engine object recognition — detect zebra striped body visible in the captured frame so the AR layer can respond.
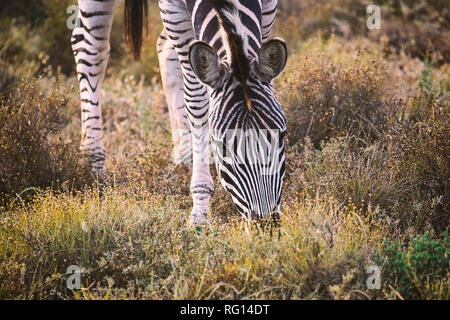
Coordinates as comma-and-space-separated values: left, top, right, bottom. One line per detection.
72, 0, 287, 224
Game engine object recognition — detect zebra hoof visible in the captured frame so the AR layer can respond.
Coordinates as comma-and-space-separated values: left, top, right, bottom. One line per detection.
188, 207, 209, 227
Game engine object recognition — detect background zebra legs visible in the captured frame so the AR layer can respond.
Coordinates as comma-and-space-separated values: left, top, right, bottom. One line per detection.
157, 30, 192, 165
71, 0, 116, 175
159, 0, 214, 225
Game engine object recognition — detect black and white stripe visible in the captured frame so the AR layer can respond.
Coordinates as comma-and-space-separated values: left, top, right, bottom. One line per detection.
71, 0, 116, 173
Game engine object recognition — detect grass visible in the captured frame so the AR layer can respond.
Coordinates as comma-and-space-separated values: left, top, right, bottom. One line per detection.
0, 1, 449, 299
0, 186, 386, 299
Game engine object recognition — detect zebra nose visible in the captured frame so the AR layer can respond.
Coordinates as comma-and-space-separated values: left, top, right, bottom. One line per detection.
271, 210, 281, 226
250, 210, 258, 221
249, 207, 281, 223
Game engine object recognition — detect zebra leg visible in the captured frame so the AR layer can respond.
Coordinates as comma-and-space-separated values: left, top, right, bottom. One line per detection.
159, 0, 214, 225
71, 0, 115, 175
157, 30, 192, 165
262, 0, 278, 41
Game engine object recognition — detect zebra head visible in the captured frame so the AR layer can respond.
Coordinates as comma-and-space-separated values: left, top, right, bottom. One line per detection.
189, 14, 288, 221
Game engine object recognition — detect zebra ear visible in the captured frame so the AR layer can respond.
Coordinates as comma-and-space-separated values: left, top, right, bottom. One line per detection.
189, 41, 224, 88
256, 38, 288, 82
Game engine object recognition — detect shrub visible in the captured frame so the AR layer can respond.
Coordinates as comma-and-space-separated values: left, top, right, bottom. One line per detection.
296, 138, 399, 210
277, 0, 367, 42
375, 231, 449, 299
285, 125, 448, 234
388, 118, 449, 232
0, 0, 46, 24
278, 37, 390, 148
281, 47, 449, 233
387, 62, 450, 232
0, 77, 90, 200
0, 63, 16, 95
285, 138, 410, 231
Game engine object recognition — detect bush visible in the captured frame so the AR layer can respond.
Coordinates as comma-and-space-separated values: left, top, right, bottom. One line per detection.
281, 48, 449, 234
286, 137, 412, 232
0, 77, 90, 200
388, 119, 449, 232
388, 62, 450, 232
375, 231, 449, 299
278, 37, 390, 148
285, 122, 448, 234
295, 138, 399, 210
0, 0, 46, 24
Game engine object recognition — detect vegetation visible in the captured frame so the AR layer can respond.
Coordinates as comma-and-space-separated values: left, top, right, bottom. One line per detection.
376, 231, 449, 299
0, 76, 91, 197
0, 1, 448, 299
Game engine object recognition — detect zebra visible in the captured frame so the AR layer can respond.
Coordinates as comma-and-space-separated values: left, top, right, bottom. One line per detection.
71, 0, 288, 225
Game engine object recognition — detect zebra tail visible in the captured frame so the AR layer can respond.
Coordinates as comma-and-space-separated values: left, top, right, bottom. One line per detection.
124, 0, 148, 60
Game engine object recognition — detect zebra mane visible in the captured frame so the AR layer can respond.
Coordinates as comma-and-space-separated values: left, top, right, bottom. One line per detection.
207, 0, 253, 111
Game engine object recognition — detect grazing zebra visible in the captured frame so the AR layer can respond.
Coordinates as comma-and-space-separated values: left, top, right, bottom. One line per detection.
71, 0, 288, 225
